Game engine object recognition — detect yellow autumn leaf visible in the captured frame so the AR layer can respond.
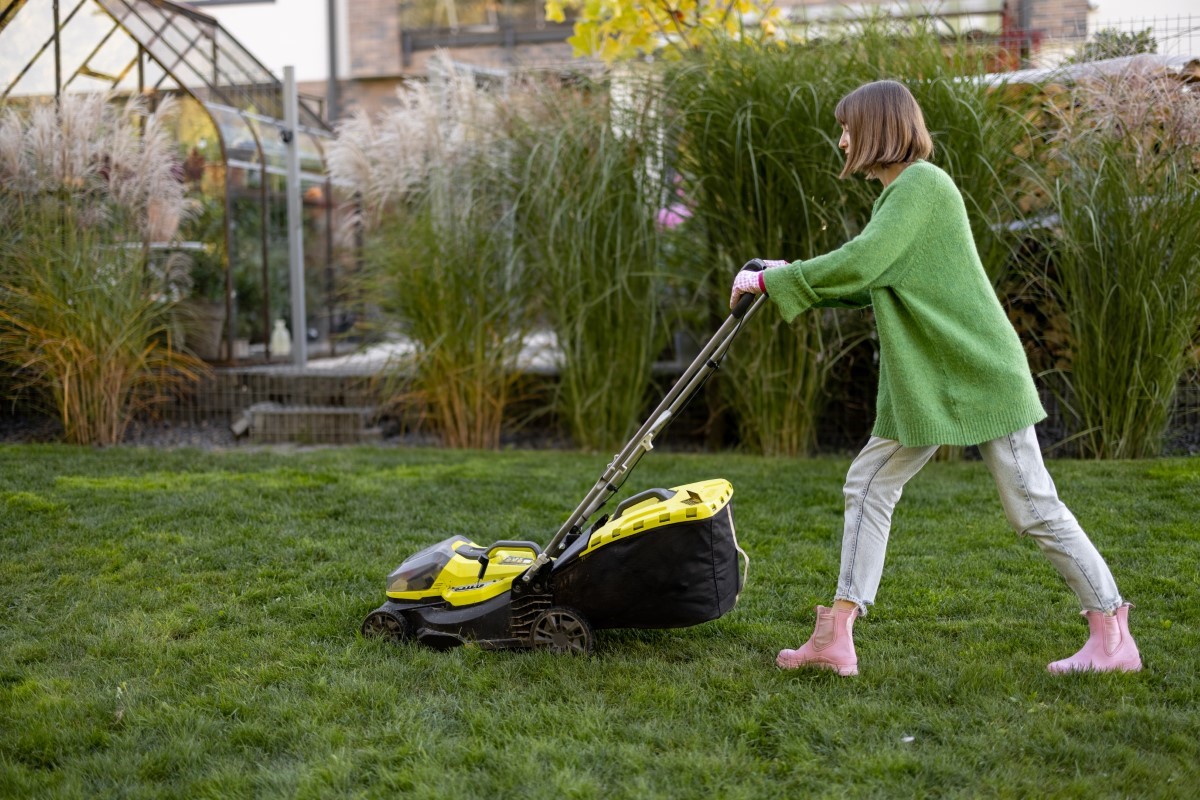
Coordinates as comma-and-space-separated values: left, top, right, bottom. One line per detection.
545, 0, 566, 23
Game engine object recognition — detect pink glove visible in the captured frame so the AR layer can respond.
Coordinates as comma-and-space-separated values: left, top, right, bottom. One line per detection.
729, 259, 787, 310
729, 269, 763, 310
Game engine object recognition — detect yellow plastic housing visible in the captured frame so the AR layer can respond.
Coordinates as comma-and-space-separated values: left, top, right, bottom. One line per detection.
583, 479, 733, 556
385, 541, 537, 606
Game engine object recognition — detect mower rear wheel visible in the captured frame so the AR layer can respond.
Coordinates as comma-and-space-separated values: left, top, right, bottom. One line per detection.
529, 606, 594, 655
361, 607, 410, 642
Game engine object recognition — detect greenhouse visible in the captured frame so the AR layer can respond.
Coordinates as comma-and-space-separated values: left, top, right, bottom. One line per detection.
0, 0, 353, 362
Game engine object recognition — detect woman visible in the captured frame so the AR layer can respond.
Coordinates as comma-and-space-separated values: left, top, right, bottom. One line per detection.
729, 80, 1140, 676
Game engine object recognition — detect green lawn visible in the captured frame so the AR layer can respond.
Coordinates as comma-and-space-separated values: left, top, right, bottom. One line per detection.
1, 444, 1197, 799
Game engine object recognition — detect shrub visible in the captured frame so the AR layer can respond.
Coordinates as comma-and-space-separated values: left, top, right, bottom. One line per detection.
328, 59, 534, 449
1020, 66, 1200, 458
1069, 28, 1157, 64
509, 74, 674, 451
0, 94, 205, 445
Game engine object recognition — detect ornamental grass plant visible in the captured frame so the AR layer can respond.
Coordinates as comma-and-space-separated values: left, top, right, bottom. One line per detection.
1020, 67, 1200, 458
509, 74, 674, 451
666, 39, 869, 456
328, 59, 533, 449
0, 95, 205, 445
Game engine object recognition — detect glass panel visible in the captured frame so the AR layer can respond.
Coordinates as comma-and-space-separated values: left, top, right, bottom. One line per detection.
99, 0, 154, 50
398, 0, 550, 29
402, 0, 493, 29
264, 171, 289, 342
245, 115, 287, 172
157, 18, 205, 70
85, 25, 138, 80
504, 0, 550, 27
101, 0, 212, 93
243, 170, 287, 348
154, 72, 181, 94
225, 165, 277, 349
298, 131, 325, 176
113, 58, 140, 92
302, 174, 332, 347
171, 95, 228, 310
0, 0, 55, 96
206, 102, 261, 166
63, 72, 111, 94
325, 180, 362, 350
136, 5, 214, 86
141, 53, 166, 89
58, 1, 125, 87
212, 28, 272, 86
299, 100, 327, 130
5, 45, 56, 98
177, 96, 224, 170
212, 43, 259, 89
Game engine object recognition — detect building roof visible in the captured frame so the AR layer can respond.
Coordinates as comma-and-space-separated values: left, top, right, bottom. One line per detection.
982, 52, 1200, 85
1, 0, 327, 130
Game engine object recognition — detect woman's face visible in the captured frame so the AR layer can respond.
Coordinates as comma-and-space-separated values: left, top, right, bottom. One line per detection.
838, 124, 851, 155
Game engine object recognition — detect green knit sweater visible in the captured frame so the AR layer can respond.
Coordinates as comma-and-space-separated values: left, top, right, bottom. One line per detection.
762, 161, 1045, 447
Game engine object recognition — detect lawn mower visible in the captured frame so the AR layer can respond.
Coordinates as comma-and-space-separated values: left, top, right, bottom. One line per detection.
361, 272, 768, 654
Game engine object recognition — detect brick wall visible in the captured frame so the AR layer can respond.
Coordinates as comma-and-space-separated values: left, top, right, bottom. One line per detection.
1028, 0, 1090, 39
348, 0, 403, 79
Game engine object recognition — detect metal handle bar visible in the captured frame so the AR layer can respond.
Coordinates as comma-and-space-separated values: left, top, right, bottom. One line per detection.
538, 292, 768, 560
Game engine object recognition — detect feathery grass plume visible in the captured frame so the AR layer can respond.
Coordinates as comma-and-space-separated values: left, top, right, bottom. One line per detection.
0, 93, 205, 445
508, 69, 674, 451
327, 53, 531, 449
1020, 64, 1200, 458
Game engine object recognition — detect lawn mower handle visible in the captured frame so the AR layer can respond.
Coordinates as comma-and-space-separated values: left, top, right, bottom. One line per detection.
533, 285, 768, 566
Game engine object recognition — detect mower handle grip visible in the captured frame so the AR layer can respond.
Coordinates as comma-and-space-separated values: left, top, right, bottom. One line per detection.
731, 259, 766, 319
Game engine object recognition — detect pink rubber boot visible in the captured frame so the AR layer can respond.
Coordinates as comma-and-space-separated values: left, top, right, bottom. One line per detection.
1048, 603, 1142, 674
776, 605, 859, 675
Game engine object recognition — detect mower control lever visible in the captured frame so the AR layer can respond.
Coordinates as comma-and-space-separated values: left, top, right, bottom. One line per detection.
458, 541, 542, 581
484, 540, 542, 557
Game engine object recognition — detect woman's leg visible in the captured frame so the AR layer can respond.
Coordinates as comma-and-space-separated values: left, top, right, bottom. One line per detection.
976, 425, 1122, 612
977, 425, 1139, 673
778, 436, 937, 673
834, 436, 940, 616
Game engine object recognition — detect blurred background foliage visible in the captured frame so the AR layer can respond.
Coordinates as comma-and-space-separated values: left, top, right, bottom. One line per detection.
0, 95, 207, 445
330, 22, 1198, 458
2, 23, 1197, 455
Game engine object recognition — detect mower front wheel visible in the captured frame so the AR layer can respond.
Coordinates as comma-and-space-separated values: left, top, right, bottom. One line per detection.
361, 606, 410, 642
529, 606, 594, 655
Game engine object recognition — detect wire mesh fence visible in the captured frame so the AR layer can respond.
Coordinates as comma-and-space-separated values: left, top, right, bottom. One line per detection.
1088, 14, 1200, 59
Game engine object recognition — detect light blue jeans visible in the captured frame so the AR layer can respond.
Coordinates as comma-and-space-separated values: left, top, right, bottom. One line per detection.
834, 425, 1123, 616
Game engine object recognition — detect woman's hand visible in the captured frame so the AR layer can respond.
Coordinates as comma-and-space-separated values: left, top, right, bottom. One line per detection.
729, 259, 788, 310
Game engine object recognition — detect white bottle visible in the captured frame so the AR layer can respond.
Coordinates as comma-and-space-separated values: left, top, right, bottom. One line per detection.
271, 319, 291, 359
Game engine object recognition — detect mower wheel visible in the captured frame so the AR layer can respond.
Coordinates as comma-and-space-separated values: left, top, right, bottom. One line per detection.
529, 606, 594, 655
361, 607, 410, 642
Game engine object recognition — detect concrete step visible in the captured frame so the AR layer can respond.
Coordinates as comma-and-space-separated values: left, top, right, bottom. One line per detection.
242, 402, 381, 444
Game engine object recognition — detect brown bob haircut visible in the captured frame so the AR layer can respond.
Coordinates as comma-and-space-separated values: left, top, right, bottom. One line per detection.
834, 80, 934, 179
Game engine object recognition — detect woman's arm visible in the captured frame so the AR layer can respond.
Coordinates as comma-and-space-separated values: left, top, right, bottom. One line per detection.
763, 169, 935, 321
